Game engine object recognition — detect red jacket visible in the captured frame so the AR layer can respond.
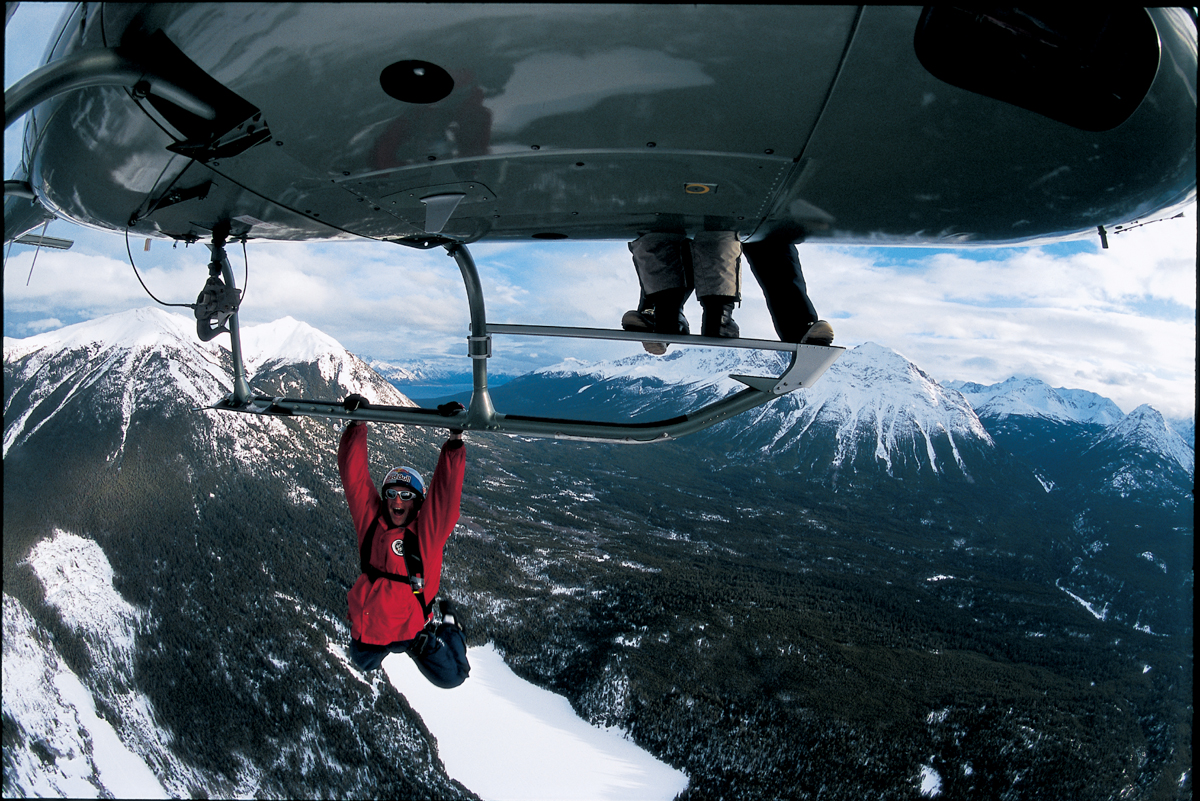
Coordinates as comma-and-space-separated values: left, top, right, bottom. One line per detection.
338, 422, 465, 645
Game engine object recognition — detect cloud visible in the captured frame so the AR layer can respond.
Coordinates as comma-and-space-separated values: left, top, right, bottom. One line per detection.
23, 318, 64, 334
801, 214, 1195, 417
961, 356, 998, 371
4, 248, 202, 315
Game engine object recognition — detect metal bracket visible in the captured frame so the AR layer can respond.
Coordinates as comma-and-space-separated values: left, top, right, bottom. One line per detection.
730, 344, 842, 394
468, 335, 492, 359
166, 123, 272, 163
134, 179, 213, 225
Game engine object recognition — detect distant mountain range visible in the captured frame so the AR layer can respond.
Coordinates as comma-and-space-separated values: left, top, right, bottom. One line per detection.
366, 356, 515, 399
945, 376, 1126, 425
367, 357, 464, 384
4, 308, 1193, 800
477, 342, 1193, 489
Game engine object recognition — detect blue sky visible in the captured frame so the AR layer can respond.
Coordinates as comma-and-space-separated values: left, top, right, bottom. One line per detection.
5, 3, 1196, 419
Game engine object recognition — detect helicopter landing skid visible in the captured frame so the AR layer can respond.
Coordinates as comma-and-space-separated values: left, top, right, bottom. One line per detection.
208, 242, 843, 444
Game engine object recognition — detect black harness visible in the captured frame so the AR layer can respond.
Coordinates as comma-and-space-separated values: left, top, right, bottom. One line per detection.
359, 516, 436, 619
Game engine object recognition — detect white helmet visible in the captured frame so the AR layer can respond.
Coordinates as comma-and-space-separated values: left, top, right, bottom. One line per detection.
382, 466, 425, 499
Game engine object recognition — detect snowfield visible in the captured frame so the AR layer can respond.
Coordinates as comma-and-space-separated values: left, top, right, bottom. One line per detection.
384, 644, 689, 801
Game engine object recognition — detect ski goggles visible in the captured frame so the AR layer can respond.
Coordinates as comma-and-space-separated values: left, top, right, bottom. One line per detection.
385, 488, 419, 500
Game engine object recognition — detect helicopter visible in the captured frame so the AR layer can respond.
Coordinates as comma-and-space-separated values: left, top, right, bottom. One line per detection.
5, 4, 1195, 442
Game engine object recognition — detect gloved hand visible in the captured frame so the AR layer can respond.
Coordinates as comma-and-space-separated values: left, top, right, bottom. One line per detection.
437, 401, 466, 435
344, 394, 369, 413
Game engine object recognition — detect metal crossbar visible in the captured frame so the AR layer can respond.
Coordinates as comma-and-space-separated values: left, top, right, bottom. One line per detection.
487, 323, 803, 352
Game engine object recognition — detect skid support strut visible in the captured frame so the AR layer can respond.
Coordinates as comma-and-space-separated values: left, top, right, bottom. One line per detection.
209, 242, 842, 443
198, 226, 252, 405
448, 243, 498, 429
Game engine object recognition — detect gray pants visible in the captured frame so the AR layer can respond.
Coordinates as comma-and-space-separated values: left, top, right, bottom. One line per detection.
628, 231, 741, 299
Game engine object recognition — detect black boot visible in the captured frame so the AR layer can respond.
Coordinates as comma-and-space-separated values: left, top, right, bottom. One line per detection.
645, 289, 691, 335
621, 289, 655, 332
439, 599, 462, 633
700, 296, 739, 338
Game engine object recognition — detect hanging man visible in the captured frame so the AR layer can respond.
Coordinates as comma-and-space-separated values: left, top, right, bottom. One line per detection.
338, 395, 471, 688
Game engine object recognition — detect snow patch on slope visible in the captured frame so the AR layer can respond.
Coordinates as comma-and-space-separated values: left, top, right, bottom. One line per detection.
918, 763, 943, 797
1056, 580, 1109, 621
386, 643, 688, 800
9, 530, 269, 798
2, 594, 169, 799
5, 530, 184, 797
26, 531, 142, 673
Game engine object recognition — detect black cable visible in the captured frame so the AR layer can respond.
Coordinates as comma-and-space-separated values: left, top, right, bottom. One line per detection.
124, 226, 196, 308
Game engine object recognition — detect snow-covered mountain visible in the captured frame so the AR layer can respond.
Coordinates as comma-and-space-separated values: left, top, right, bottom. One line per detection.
938, 373, 1194, 504
367, 357, 514, 399
1083, 404, 1195, 497
3, 308, 413, 460
1098, 404, 1194, 474
239, 316, 415, 404
1167, 416, 1195, 446
3, 307, 230, 460
722, 342, 995, 481
944, 376, 1125, 425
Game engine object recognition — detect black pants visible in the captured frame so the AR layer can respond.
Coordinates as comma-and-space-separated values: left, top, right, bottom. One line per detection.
741, 240, 819, 342
349, 623, 471, 688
